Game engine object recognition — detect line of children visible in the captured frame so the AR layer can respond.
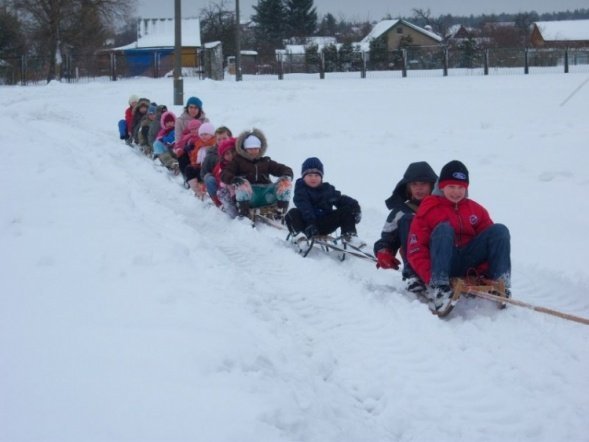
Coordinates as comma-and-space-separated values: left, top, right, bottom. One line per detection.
119, 96, 511, 316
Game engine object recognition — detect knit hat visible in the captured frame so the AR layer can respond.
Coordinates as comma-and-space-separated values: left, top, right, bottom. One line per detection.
147, 103, 157, 115
186, 96, 203, 108
438, 160, 469, 189
218, 137, 237, 157
187, 119, 202, 131
198, 122, 215, 136
243, 135, 262, 149
128, 94, 139, 105
301, 157, 324, 178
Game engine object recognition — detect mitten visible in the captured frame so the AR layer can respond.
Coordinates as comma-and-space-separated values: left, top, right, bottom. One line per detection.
376, 249, 400, 270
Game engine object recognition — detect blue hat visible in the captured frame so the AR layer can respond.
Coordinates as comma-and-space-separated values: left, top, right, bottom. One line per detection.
147, 103, 157, 115
301, 157, 324, 178
186, 96, 203, 108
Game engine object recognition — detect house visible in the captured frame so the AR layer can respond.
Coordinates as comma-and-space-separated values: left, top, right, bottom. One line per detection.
530, 20, 589, 48
113, 17, 202, 76
358, 19, 443, 52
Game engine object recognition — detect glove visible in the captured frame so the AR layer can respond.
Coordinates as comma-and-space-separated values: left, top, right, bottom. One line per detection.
304, 224, 319, 239
353, 210, 362, 224
376, 249, 400, 270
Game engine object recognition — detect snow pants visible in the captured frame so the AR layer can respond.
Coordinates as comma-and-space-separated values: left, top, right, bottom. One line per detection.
285, 206, 357, 237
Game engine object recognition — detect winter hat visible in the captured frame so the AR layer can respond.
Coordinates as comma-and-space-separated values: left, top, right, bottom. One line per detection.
147, 103, 157, 115
128, 94, 139, 105
218, 137, 237, 157
198, 122, 216, 136
187, 119, 202, 131
243, 134, 262, 149
186, 96, 203, 108
301, 157, 324, 178
161, 111, 176, 125
438, 160, 469, 189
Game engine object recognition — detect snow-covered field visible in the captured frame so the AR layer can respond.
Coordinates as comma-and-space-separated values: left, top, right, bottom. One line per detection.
1, 73, 588, 442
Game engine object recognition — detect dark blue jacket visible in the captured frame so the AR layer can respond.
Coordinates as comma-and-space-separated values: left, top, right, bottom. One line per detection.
373, 161, 437, 254
293, 178, 359, 224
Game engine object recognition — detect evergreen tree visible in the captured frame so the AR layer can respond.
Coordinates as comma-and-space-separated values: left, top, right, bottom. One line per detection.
284, 0, 317, 38
304, 43, 319, 73
322, 43, 338, 71
317, 13, 337, 36
252, 0, 287, 55
368, 36, 388, 69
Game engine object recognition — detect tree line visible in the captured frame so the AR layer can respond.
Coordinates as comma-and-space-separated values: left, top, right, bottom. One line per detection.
1, 0, 588, 80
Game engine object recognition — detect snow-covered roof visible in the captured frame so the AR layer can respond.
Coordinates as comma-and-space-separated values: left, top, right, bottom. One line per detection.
115, 17, 201, 50
360, 19, 442, 44
534, 20, 589, 41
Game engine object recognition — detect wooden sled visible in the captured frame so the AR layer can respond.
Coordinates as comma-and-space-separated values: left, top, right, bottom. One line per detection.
435, 277, 508, 318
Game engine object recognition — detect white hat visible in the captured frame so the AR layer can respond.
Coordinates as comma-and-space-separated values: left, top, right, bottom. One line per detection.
243, 135, 262, 149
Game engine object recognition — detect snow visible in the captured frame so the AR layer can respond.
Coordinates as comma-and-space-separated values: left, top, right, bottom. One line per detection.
534, 19, 589, 42
1, 73, 589, 442
114, 17, 201, 50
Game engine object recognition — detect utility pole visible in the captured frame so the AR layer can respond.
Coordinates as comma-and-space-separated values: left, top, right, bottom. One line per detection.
235, 0, 242, 81
173, 0, 184, 105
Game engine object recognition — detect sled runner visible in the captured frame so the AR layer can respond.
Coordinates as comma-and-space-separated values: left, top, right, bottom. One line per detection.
434, 277, 509, 318
288, 232, 376, 262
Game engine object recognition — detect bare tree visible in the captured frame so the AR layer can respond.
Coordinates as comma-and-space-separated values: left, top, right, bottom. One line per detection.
200, 0, 236, 58
11, 0, 133, 81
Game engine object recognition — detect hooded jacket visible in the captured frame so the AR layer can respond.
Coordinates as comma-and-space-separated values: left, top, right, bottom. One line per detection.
220, 128, 293, 185
373, 162, 438, 254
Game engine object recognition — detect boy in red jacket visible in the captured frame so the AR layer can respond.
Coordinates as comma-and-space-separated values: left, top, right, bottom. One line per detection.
407, 160, 511, 312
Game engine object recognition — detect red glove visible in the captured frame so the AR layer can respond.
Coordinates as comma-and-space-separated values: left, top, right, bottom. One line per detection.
376, 249, 400, 270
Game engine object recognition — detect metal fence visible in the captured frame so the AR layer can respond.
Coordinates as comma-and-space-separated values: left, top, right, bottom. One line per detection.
1, 47, 588, 85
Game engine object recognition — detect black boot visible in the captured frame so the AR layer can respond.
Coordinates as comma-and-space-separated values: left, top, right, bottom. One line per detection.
237, 201, 250, 218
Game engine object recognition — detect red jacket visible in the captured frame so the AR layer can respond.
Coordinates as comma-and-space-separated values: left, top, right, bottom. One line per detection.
407, 195, 493, 284
124, 106, 134, 135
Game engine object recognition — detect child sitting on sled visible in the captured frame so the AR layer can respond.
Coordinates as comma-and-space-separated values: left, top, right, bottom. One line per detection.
220, 128, 293, 218
152, 111, 179, 174
373, 161, 438, 295
284, 157, 362, 244
118, 94, 138, 144
407, 160, 511, 312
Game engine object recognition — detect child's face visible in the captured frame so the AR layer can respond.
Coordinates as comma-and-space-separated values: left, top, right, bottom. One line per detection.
216, 132, 230, 144
408, 181, 432, 201
165, 120, 174, 128
223, 149, 235, 162
303, 173, 322, 188
200, 133, 214, 142
441, 184, 467, 203
245, 147, 261, 157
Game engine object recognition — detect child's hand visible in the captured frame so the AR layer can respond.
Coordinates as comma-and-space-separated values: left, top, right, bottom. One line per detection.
376, 249, 400, 270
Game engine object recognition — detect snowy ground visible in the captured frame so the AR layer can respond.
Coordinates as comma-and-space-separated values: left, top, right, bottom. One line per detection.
1, 73, 588, 442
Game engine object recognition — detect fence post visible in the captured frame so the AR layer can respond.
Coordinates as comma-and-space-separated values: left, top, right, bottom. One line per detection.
443, 46, 448, 77
278, 58, 284, 80
484, 49, 489, 75
110, 52, 117, 81
524, 48, 529, 74
319, 51, 325, 79
21, 55, 26, 85
361, 51, 366, 79
564, 48, 569, 73
402, 49, 407, 78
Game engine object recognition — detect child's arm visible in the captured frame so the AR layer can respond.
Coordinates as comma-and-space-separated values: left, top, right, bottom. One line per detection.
406, 214, 433, 285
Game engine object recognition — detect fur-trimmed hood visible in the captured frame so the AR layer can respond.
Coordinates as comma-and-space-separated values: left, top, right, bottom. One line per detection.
235, 128, 268, 160
385, 161, 438, 209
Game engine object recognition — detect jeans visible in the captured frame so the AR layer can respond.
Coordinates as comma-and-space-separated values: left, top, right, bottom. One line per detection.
430, 222, 511, 287
204, 174, 218, 199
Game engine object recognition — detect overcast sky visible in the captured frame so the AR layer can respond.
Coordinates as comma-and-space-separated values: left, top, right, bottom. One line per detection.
137, 0, 588, 21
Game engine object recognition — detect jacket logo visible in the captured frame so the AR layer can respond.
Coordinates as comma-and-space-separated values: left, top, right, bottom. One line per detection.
409, 233, 418, 245
469, 214, 479, 225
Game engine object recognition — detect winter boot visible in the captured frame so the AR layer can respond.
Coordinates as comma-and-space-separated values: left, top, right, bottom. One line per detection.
237, 201, 251, 218
341, 232, 367, 249
405, 275, 427, 295
211, 195, 223, 208
274, 201, 289, 221
430, 284, 453, 312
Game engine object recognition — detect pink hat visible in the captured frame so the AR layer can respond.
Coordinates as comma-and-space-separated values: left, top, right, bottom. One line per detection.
187, 119, 202, 131
218, 137, 237, 157
198, 122, 216, 136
